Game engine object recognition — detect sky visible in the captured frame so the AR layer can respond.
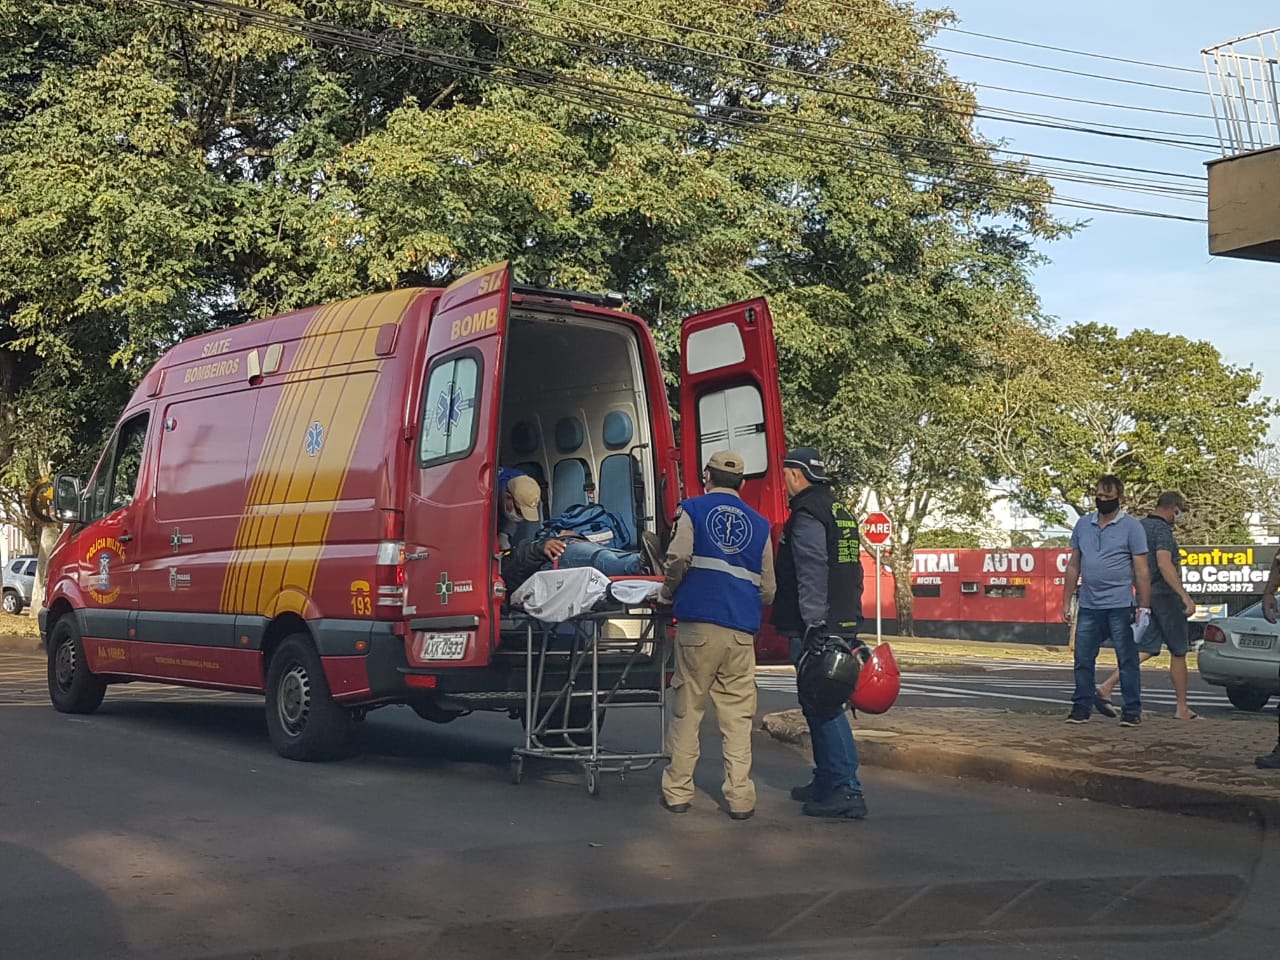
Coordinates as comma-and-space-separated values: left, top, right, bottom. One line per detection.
938, 1, 1278, 421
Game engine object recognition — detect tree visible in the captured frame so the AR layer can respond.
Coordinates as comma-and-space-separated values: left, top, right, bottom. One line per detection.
967, 322, 1277, 542
0, 1, 1063, 632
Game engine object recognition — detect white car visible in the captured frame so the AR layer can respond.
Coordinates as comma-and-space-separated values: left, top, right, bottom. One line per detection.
1198, 601, 1280, 711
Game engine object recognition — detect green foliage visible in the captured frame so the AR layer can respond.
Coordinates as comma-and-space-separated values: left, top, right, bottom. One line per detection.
914, 527, 983, 549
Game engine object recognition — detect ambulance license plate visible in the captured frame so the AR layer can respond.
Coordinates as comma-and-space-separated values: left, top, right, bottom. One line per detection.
419, 633, 468, 660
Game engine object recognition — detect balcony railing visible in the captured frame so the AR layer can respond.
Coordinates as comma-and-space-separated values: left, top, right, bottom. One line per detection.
1204, 29, 1280, 156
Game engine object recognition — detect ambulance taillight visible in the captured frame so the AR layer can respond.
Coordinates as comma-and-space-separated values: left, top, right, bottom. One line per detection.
375, 510, 406, 617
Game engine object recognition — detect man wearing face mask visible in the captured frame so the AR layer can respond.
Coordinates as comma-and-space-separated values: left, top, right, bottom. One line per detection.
1061, 475, 1152, 726
1094, 492, 1198, 720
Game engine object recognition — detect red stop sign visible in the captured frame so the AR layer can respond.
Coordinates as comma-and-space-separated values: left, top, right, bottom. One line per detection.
862, 512, 892, 546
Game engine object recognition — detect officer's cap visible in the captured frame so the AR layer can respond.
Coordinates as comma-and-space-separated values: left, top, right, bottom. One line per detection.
782, 446, 830, 484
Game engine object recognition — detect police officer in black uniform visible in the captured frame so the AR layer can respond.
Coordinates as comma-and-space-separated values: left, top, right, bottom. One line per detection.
772, 446, 868, 819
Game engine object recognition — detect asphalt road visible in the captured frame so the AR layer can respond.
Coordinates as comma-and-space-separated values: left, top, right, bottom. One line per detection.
1, 649, 1278, 960
757, 658, 1255, 720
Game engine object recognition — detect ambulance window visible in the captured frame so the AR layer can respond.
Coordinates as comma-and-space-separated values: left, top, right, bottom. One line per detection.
697, 385, 767, 477
685, 323, 746, 374
419, 353, 481, 466
85, 413, 150, 519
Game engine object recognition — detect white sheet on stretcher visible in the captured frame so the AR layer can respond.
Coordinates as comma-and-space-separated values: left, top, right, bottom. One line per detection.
510, 567, 612, 623
607, 579, 662, 605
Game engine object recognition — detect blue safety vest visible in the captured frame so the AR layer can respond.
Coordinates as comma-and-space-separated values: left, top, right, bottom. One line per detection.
673, 492, 772, 634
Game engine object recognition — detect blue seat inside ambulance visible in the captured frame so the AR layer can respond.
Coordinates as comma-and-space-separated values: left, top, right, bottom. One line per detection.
552, 417, 592, 515
598, 411, 638, 549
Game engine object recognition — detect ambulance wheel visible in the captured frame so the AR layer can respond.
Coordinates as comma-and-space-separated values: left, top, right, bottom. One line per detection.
47, 615, 106, 714
265, 634, 352, 761
510, 755, 524, 785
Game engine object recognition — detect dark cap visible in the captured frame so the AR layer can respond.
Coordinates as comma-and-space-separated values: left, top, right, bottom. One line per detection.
706, 450, 745, 476
782, 446, 829, 484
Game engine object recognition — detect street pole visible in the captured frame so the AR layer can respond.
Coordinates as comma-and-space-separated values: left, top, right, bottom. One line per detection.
875, 544, 882, 645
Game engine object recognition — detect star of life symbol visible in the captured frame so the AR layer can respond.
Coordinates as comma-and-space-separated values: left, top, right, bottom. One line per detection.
706, 504, 751, 555
305, 421, 325, 457
436, 572, 454, 605
434, 384, 473, 432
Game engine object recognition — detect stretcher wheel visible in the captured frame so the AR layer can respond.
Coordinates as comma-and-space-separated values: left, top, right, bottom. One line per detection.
585, 764, 600, 797
510, 755, 524, 785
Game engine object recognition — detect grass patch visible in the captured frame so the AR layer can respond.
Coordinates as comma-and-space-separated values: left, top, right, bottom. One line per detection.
0, 611, 41, 639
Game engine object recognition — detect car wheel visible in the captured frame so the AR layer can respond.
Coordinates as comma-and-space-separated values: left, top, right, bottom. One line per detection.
1226, 685, 1271, 712
2, 590, 21, 615
264, 634, 353, 761
47, 615, 107, 714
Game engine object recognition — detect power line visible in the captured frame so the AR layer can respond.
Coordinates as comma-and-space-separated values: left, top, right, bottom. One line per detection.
927, 44, 1206, 96
442, 0, 1215, 165
130, 0, 1208, 222
938, 26, 1204, 76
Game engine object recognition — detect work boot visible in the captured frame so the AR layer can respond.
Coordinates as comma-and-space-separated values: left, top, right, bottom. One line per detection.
1256, 745, 1280, 770
802, 789, 868, 820
790, 782, 816, 802
640, 531, 665, 576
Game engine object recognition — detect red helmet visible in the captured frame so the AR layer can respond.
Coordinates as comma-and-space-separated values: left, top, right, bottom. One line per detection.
849, 643, 900, 714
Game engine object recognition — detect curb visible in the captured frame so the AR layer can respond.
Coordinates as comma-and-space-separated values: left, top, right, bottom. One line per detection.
0, 633, 43, 655
761, 710, 1280, 824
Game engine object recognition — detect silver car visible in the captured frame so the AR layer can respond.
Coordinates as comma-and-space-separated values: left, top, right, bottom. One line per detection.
1198, 601, 1280, 711
2, 555, 37, 615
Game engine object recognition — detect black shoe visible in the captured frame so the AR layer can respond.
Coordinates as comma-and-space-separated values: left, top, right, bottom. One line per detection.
790, 782, 816, 802
1120, 712, 1142, 727
1093, 691, 1118, 719
802, 789, 868, 820
660, 796, 690, 813
1256, 747, 1280, 770
640, 531, 665, 576
1066, 707, 1090, 724
728, 809, 755, 820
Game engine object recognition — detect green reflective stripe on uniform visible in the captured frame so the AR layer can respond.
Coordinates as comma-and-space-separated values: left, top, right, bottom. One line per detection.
689, 556, 763, 585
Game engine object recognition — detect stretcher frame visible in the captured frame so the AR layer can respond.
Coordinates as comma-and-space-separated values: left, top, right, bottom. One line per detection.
510, 607, 671, 796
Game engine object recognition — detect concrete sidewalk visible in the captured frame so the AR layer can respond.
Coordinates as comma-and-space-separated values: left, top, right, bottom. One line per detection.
763, 705, 1280, 822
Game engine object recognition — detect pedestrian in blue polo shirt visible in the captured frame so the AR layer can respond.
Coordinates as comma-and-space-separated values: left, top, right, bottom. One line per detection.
1061, 474, 1152, 726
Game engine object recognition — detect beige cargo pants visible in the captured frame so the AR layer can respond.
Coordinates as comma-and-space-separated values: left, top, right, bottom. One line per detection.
661, 620, 757, 813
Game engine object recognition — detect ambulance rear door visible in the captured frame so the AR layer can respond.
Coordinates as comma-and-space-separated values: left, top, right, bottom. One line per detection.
403, 262, 511, 667
678, 299, 790, 661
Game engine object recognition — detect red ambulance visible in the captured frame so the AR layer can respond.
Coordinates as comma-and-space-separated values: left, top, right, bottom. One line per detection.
39, 263, 789, 759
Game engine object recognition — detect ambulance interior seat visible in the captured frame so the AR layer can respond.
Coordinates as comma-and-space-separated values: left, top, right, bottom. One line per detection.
598, 410, 641, 548
551, 416, 593, 516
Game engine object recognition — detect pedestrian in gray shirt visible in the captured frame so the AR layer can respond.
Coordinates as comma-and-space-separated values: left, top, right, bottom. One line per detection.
1061, 475, 1152, 726
1095, 491, 1198, 720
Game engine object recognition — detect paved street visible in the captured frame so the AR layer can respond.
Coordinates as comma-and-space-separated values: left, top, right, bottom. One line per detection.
758, 659, 1248, 719
2, 649, 1279, 960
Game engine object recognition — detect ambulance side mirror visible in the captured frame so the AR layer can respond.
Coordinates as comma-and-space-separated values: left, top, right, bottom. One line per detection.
53, 475, 83, 523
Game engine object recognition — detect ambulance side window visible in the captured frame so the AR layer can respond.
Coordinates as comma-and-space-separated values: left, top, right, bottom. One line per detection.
84, 413, 151, 520
419, 352, 482, 467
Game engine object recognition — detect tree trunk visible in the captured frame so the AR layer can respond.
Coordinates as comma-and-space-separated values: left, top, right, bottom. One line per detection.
889, 546, 915, 637
29, 523, 59, 616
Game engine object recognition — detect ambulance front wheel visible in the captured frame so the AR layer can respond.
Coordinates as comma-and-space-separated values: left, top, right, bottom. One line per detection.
265, 634, 353, 761
47, 615, 106, 714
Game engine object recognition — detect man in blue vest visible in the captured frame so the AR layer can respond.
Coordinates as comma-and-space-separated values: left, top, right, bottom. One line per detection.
658, 450, 776, 819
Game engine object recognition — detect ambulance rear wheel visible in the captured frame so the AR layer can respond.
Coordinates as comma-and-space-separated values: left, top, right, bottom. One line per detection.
265, 634, 352, 761
47, 615, 106, 714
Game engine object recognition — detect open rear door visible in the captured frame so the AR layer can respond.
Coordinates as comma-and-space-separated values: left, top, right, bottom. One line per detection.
678, 299, 790, 662
403, 262, 511, 666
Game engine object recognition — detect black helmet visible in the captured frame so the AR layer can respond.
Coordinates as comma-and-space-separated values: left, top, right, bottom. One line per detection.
796, 636, 863, 721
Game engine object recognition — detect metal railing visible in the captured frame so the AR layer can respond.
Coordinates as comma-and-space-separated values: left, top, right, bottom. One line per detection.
1203, 29, 1280, 156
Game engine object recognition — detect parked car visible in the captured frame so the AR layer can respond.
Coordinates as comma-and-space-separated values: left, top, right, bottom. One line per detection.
1198, 601, 1280, 711
2, 555, 37, 615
